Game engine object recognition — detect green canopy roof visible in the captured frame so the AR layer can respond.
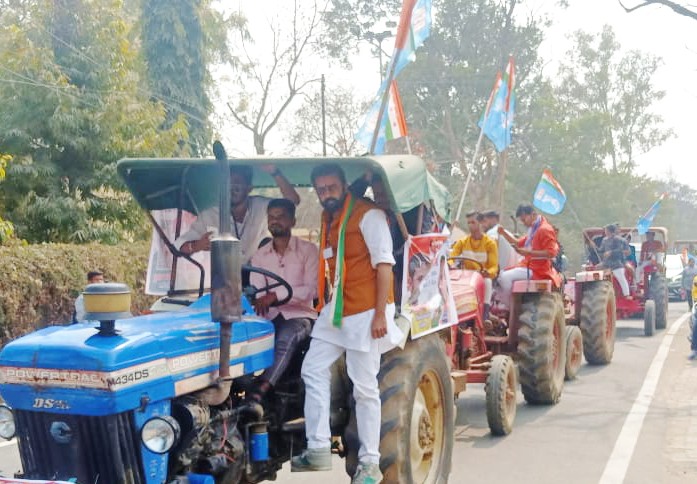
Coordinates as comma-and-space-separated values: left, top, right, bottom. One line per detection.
117, 155, 452, 221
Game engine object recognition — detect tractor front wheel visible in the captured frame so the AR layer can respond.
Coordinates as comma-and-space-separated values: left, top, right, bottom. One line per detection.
564, 326, 583, 380
485, 355, 517, 436
644, 300, 656, 337
650, 275, 668, 330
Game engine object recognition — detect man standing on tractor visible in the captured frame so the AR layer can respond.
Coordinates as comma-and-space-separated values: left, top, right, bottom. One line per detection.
450, 211, 498, 321
496, 204, 560, 310
292, 164, 402, 484
596, 224, 632, 298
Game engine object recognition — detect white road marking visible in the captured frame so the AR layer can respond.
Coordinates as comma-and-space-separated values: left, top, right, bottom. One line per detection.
599, 311, 690, 484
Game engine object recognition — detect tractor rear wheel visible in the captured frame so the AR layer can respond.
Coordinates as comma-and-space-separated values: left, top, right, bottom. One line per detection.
517, 292, 566, 405
379, 335, 454, 484
580, 280, 616, 365
644, 300, 656, 336
485, 355, 517, 436
650, 275, 668, 330
564, 326, 583, 380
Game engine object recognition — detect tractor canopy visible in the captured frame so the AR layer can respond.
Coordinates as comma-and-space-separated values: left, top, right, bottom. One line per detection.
116, 155, 452, 222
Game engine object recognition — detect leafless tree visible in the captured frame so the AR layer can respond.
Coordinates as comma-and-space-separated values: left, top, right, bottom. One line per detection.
226, 0, 328, 155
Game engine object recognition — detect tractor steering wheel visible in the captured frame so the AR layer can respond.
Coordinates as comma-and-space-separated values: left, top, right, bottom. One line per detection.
241, 265, 293, 307
449, 256, 486, 273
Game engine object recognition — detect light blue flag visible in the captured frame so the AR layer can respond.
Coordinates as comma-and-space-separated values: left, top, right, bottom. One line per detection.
478, 83, 515, 152
533, 169, 567, 215
636, 193, 667, 235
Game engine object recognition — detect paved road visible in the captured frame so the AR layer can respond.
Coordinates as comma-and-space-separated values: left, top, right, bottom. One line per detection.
0, 302, 694, 483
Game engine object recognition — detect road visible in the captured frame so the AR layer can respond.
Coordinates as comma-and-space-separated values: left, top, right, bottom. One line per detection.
0, 302, 694, 483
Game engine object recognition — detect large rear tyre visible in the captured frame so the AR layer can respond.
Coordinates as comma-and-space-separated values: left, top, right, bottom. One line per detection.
650, 275, 668, 330
379, 335, 454, 484
564, 326, 583, 380
644, 300, 656, 336
517, 292, 567, 405
485, 355, 517, 436
579, 280, 616, 365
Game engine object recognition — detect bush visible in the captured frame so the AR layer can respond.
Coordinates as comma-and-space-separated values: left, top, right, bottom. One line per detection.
0, 241, 154, 344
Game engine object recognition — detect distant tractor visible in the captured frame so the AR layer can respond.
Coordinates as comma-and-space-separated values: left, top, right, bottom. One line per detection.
582, 227, 669, 336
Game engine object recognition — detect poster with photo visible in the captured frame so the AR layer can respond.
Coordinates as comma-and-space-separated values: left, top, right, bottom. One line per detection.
145, 209, 211, 295
402, 233, 458, 337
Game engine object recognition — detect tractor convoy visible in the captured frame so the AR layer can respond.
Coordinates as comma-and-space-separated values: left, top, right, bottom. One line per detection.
0, 151, 661, 484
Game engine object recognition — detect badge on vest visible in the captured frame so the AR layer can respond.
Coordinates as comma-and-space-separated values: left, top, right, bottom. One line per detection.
323, 247, 334, 259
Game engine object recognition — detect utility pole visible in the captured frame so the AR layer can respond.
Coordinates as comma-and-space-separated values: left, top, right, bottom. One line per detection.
321, 74, 327, 156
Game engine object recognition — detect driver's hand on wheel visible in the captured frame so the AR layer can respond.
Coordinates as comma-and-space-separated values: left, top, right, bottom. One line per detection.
197, 232, 214, 252
253, 292, 278, 317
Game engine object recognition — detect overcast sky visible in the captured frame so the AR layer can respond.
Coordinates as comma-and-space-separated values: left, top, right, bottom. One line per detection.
221, 0, 697, 187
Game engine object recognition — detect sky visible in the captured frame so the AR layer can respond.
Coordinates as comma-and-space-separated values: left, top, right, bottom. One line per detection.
219, 0, 697, 187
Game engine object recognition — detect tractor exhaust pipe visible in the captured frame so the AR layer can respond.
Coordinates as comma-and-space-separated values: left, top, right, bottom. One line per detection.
201, 141, 243, 406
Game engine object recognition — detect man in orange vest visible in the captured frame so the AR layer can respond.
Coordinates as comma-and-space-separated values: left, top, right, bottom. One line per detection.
291, 164, 403, 484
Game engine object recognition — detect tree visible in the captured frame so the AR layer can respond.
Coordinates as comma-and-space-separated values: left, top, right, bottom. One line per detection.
554, 26, 672, 173
398, 0, 547, 216
0, 0, 188, 243
0, 153, 14, 244
141, 0, 244, 155
618, 0, 697, 21
225, 0, 327, 155
287, 84, 370, 155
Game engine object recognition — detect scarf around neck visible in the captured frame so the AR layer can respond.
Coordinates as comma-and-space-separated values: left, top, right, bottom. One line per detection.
317, 193, 355, 328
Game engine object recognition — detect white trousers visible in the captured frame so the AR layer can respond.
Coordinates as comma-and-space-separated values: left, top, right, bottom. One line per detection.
483, 278, 493, 304
612, 267, 630, 296
301, 337, 382, 464
497, 267, 531, 309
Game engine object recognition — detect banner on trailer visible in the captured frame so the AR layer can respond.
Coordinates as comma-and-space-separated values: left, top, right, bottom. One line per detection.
402, 233, 458, 337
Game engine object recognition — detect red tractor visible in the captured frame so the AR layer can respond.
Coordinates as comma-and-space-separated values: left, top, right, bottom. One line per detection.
582, 227, 669, 336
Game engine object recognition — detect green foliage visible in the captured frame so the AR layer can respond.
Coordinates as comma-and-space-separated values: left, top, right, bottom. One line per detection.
0, 241, 154, 344
0, 0, 189, 244
0, 153, 14, 244
140, 0, 242, 155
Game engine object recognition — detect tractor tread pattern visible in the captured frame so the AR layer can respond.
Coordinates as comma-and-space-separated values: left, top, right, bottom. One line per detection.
580, 281, 616, 365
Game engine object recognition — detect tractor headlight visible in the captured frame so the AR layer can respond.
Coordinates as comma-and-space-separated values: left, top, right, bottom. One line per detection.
141, 416, 180, 454
0, 405, 15, 440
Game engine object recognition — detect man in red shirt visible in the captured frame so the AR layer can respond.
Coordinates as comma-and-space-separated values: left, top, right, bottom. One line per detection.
496, 204, 560, 309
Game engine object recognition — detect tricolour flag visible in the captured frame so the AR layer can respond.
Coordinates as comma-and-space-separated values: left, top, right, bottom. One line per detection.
636, 192, 668, 235
355, 0, 432, 153
478, 56, 516, 152
533, 169, 567, 215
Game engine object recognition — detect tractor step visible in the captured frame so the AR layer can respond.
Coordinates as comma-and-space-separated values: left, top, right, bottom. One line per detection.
281, 417, 305, 433
451, 370, 467, 395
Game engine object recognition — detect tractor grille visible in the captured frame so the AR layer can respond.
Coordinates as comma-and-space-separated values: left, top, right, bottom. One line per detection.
15, 409, 144, 484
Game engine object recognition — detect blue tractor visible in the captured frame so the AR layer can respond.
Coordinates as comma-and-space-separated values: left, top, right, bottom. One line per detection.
0, 148, 455, 483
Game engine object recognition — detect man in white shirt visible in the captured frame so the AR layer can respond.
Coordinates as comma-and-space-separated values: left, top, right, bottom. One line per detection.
481, 210, 516, 271
174, 164, 300, 262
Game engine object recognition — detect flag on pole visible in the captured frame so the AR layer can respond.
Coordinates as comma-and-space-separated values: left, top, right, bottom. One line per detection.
533, 169, 567, 215
355, 0, 432, 153
478, 57, 516, 152
356, 81, 409, 153
636, 192, 668, 235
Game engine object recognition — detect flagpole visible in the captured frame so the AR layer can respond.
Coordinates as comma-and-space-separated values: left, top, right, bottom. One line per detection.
369, 0, 416, 154
454, 126, 486, 224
